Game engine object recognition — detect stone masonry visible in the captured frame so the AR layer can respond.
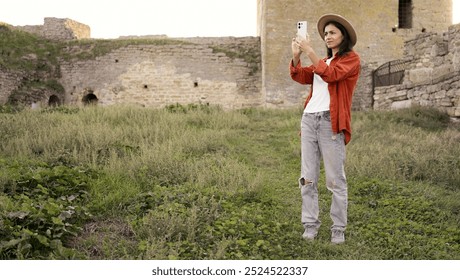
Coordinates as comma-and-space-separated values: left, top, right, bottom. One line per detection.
1, 0, 459, 116
0, 67, 24, 104
15, 18, 90, 40
59, 37, 262, 109
0, 19, 261, 110
257, 0, 453, 110
374, 23, 460, 117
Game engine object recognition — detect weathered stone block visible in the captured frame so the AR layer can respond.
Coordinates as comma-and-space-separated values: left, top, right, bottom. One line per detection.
408, 68, 432, 85
388, 90, 408, 101
419, 100, 434, 106
391, 100, 412, 110
447, 107, 460, 117
432, 64, 453, 82
437, 97, 453, 107
434, 90, 447, 99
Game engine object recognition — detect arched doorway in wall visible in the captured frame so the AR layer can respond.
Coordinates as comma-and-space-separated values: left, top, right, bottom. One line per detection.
82, 91, 98, 106
48, 95, 61, 107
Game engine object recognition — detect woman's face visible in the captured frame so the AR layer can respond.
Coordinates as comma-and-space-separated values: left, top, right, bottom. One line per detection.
324, 23, 344, 51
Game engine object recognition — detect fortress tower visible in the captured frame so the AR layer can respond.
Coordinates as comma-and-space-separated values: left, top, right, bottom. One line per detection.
15, 18, 90, 40
257, 0, 453, 108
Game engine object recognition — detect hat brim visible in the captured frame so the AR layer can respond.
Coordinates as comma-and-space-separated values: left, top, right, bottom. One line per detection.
317, 14, 357, 47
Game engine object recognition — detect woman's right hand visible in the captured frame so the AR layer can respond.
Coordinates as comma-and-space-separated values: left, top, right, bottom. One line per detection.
291, 37, 302, 57
291, 37, 302, 66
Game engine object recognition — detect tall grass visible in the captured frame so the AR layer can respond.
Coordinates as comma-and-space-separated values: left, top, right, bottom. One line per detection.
0, 105, 459, 259
348, 106, 460, 188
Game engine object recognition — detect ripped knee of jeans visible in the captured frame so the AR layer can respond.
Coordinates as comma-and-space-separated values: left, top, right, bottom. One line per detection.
299, 177, 313, 187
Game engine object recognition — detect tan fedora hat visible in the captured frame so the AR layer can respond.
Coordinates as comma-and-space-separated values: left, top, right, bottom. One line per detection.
317, 14, 357, 47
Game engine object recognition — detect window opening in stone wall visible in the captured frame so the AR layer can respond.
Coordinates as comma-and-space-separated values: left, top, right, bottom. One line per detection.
398, 0, 412, 28
144, 84, 148, 89
82, 92, 98, 105
194, 82, 199, 87
373, 59, 407, 88
48, 95, 61, 107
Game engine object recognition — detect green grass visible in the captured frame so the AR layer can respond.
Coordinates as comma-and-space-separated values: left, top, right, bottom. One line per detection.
0, 105, 459, 259
0, 25, 60, 70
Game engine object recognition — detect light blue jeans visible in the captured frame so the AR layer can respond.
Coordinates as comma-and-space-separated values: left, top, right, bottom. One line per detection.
299, 111, 347, 232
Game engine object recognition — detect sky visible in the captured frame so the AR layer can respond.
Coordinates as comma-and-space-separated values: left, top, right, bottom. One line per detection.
0, 0, 257, 38
0, 0, 459, 39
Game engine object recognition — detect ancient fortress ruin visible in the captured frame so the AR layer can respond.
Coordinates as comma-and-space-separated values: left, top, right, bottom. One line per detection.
0, 0, 459, 118
258, 0, 459, 117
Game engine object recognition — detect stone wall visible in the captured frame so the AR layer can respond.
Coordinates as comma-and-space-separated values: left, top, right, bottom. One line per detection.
0, 23, 261, 109
374, 24, 460, 117
15, 18, 90, 40
257, 0, 453, 109
353, 65, 374, 111
0, 67, 24, 104
58, 37, 262, 109
3, 4, 458, 113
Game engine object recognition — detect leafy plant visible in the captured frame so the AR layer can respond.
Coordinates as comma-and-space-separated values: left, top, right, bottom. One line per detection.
0, 160, 94, 259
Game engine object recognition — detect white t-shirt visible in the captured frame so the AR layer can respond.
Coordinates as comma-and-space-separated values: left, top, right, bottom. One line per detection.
304, 57, 334, 113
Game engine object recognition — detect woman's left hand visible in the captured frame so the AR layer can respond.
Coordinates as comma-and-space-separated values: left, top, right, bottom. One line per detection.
294, 34, 320, 66
294, 35, 313, 54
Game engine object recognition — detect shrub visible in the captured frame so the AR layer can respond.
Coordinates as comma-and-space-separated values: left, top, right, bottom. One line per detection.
0, 159, 94, 259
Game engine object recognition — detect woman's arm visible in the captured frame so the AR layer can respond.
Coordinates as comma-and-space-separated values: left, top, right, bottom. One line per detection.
291, 37, 302, 67
290, 36, 315, 85
290, 60, 315, 85
294, 35, 360, 83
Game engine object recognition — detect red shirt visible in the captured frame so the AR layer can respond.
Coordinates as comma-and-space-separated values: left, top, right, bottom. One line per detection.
290, 51, 361, 145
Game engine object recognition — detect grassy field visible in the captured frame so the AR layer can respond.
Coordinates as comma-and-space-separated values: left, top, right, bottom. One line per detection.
0, 104, 459, 260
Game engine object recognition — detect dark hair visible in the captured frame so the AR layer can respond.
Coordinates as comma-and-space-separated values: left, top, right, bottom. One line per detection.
324, 21, 353, 58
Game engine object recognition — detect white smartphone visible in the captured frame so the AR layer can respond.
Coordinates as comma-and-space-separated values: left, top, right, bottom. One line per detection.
297, 21, 308, 39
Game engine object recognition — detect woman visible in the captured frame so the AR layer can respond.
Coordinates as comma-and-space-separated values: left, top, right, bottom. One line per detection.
290, 14, 360, 244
